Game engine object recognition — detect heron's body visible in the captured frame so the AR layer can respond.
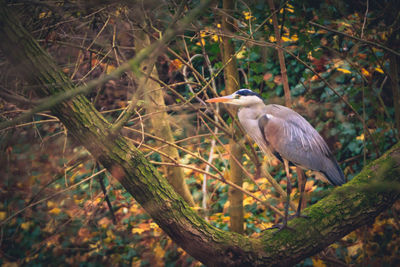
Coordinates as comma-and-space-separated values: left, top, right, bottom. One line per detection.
238, 103, 344, 186
206, 89, 345, 231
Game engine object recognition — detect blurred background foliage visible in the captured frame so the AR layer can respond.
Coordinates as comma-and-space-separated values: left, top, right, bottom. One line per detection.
0, 0, 399, 266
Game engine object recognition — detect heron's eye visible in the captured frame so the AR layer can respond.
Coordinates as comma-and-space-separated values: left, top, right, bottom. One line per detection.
234, 95, 240, 99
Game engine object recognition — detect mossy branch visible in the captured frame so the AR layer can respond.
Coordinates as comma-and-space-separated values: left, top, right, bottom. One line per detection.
1, 2, 400, 266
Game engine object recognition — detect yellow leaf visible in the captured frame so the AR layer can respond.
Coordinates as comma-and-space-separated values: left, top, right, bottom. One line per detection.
47, 201, 56, 208
336, 68, 352, 74
21, 221, 32, 230
150, 222, 159, 229
236, 46, 247, 59
106, 65, 116, 74
106, 229, 115, 239
282, 35, 298, 42
375, 67, 384, 74
312, 258, 327, 267
242, 11, 254, 20
361, 68, 370, 77
131, 258, 141, 267
244, 212, 251, 219
243, 196, 254, 206
74, 197, 84, 205
253, 191, 264, 199
154, 244, 165, 257
222, 215, 230, 222
257, 178, 268, 184
243, 182, 250, 190
130, 203, 139, 213
153, 244, 165, 266
0, 211, 6, 220
356, 133, 365, 141
269, 36, 276, 42
38, 12, 50, 19
88, 241, 101, 255
196, 39, 205, 46
49, 207, 61, 215
340, 21, 351, 28
262, 222, 274, 229
94, 197, 102, 205
211, 34, 220, 42
132, 228, 145, 234
43, 220, 56, 233
223, 199, 230, 210
380, 32, 387, 41
347, 242, 363, 257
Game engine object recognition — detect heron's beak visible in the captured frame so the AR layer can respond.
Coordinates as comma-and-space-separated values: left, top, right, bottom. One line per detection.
206, 95, 234, 103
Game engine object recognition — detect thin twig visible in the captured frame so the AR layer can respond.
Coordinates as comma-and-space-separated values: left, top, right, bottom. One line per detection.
124, 126, 225, 178
95, 162, 117, 225
0, 169, 106, 227
151, 161, 283, 216
135, 109, 145, 149
205, 31, 380, 155
309, 21, 400, 57
361, 0, 369, 39
111, 0, 213, 133
0, 0, 213, 131
268, 0, 291, 106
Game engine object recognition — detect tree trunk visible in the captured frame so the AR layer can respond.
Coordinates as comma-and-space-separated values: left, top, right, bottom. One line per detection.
133, 27, 195, 206
221, 0, 244, 234
1, 3, 400, 266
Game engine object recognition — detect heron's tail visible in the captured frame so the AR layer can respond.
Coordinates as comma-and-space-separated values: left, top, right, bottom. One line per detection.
322, 156, 346, 186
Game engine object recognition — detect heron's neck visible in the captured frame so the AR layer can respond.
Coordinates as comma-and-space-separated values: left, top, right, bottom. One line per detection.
238, 103, 267, 119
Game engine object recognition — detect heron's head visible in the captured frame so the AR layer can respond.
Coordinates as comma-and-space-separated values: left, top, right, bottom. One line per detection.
206, 89, 263, 106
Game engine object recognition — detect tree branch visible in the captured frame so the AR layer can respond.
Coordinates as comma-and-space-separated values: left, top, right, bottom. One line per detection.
309, 21, 400, 57
1, 2, 400, 266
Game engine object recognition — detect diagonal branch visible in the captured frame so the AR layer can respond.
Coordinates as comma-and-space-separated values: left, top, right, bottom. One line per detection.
1, 2, 400, 266
0, 0, 213, 131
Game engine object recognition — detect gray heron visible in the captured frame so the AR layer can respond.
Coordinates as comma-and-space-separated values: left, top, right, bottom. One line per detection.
206, 89, 345, 231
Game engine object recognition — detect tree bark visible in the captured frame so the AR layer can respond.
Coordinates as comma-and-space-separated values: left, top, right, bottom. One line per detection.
1, 3, 400, 266
221, 0, 244, 234
134, 28, 195, 206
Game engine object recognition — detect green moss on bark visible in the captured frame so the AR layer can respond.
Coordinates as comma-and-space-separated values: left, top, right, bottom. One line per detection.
1, 2, 400, 266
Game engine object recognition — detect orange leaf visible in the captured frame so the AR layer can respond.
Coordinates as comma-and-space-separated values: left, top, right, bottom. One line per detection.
263, 73, 273, 81
361, 68, 370, 77
49, 207, 61, 215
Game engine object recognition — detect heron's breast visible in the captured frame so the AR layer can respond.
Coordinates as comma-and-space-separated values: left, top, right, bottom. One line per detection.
238, 117, 274, 157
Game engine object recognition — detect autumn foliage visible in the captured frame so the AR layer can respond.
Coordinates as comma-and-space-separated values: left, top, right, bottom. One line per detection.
0, 0, 399, 266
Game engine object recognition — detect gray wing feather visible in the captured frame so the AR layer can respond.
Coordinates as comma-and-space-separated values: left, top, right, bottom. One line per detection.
261, 105, 345, 186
